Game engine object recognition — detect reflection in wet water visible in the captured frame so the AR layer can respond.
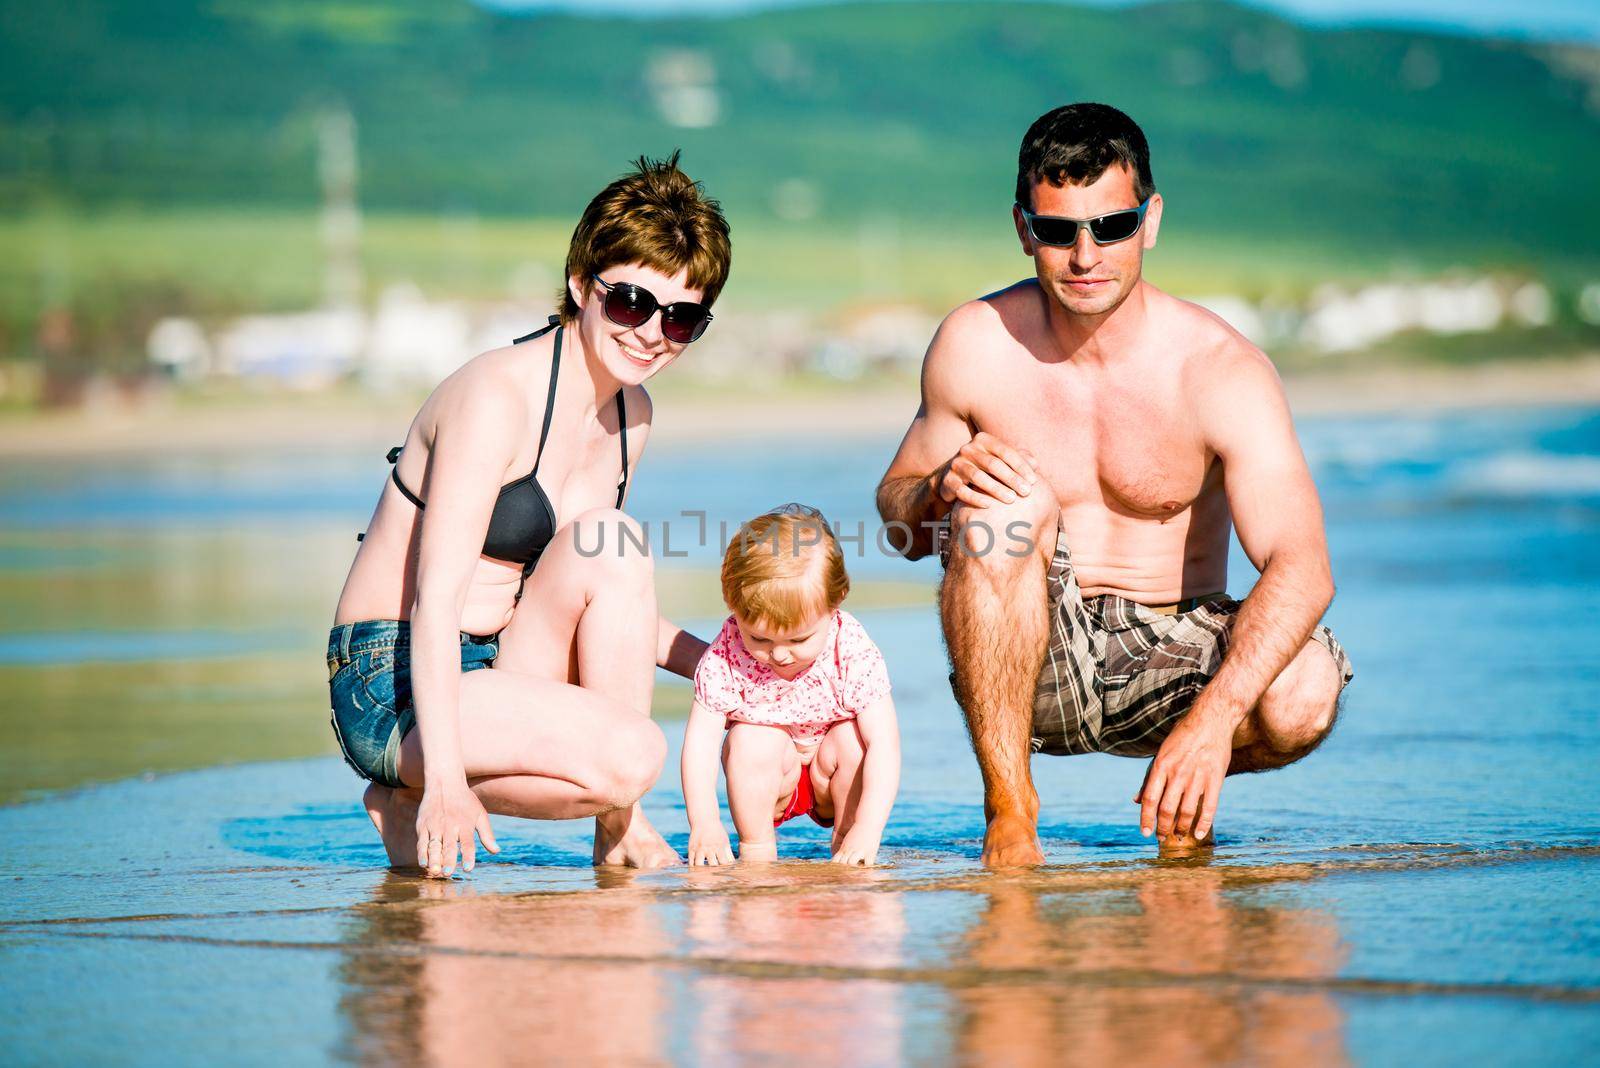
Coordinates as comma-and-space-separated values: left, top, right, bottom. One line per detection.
328, 862, 1346, 1066
680, 867, 908, 1066
339, 874, 673, 1066
2, 746, 1596, 1066
954, 869, 1346, 1066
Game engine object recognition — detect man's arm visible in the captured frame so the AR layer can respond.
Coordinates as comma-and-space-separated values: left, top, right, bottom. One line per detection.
876, 303, 1038, 558
1139, 348, 1334, 842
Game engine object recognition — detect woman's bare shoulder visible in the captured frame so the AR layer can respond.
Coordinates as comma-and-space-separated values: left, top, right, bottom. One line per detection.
412, 343, 537, 449
624, 383, 653, 424
623, 383, 653, 449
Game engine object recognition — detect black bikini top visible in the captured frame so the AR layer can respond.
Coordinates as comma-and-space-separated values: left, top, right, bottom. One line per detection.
383, 317, 629, 572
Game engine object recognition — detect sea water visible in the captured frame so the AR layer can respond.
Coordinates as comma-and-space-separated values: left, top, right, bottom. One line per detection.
1, 405, 1597, 1064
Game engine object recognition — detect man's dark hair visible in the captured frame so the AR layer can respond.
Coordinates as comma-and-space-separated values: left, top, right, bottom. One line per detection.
1015, 103, 1155, 210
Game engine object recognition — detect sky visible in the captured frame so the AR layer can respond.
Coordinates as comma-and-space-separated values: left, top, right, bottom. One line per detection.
488, 0, 1600, 45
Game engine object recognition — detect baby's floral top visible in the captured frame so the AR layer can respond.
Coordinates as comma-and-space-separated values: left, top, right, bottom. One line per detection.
692, 609, 892, 744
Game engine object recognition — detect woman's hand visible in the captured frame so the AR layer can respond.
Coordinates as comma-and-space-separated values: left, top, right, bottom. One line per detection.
831, 830, 882, 866
688, 823, 736, 866
415, 778, 499, 878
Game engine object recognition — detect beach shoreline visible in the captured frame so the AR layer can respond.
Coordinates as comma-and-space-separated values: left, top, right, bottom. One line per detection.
1, 354, 1597, 459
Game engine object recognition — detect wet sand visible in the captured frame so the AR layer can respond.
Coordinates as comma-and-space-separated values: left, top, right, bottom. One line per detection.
2, 756, 1596, 1065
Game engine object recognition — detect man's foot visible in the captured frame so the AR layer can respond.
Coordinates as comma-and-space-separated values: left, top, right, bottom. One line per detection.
594, 804, 682, 869
981, 810, 1045, 867
364, 783, 422, 869
1157, 829, 1217, 858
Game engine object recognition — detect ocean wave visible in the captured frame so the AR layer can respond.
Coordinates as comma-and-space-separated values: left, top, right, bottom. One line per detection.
1450, 452, 1600, 497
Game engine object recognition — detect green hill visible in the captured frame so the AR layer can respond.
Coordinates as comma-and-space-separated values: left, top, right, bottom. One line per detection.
3, 0, 1598, 269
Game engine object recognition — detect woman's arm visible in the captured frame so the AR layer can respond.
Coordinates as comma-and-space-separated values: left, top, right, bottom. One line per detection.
682, 698, 734, 865
407, 375, 526, 877
616, 391, 712, 679
833, 695, 901, 865
658, 617, 709, 679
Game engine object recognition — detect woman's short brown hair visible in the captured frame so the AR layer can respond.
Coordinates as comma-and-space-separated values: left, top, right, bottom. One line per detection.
560, 151, 732, 324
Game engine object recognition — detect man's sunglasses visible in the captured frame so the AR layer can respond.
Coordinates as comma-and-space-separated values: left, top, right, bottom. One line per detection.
1016, 198, 1151, 247
591, 274, 713, 345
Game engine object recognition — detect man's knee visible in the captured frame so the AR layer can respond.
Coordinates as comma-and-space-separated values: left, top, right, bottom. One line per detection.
1294, 639, 1345, 739
1233, 640, 1344, 771
947, 491, 1057, 571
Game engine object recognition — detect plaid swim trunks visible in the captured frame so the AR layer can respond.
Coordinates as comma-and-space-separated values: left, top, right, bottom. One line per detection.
941, 525, 1354, 758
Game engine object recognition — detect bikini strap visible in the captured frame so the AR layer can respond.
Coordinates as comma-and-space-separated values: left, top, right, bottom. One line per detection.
515, 316, 562, 597
530, 324, 562, 479
511, 314, 562, 346
384, 445, 427, 509
615, 390, 629, 509
389, 466, 426, 509
374, 315, 562, 551
512, 559, 536, 606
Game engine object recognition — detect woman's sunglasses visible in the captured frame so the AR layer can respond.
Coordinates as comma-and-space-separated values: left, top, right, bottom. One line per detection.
591, 274, 713, 345
1016, 198, 1151, 247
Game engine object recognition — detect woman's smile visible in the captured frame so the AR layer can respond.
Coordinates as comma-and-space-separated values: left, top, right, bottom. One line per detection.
617, 338, 666, 366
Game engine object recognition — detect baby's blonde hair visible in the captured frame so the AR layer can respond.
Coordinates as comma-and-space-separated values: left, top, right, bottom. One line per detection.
721, 504, 850, 631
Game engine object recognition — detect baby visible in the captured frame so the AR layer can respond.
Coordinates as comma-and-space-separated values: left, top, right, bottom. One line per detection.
683, 504, 901, 865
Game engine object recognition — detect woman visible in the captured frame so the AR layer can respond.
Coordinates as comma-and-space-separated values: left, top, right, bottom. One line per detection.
328, 153, 730, 876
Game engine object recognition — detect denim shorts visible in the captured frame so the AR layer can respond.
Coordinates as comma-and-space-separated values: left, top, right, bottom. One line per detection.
326, 620, 499, 788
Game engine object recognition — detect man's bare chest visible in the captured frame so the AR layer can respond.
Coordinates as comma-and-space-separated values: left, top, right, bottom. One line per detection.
974, 365, 1214, 518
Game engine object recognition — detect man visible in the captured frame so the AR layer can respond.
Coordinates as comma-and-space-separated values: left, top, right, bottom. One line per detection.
876, 103, 1353, 866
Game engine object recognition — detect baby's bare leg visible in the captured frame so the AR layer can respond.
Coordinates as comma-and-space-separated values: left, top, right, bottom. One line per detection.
723, 723, 798, 863
813, 720, 866, 852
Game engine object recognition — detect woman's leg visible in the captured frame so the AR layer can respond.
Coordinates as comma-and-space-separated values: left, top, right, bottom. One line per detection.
722, 723, 798, 863
812, 720, 867, 851
492, 507, 655, 704
365, 508, 676, 870
365, 667, 668, 865
489, 507, 678, 867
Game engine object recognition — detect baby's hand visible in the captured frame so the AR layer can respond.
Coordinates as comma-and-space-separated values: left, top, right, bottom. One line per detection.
832, 830, 882, 866
688, 824, 735, 866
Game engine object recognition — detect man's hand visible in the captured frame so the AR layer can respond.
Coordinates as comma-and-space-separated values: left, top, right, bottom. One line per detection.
937, 433, 1039, 509
1136, 709, 1234, 842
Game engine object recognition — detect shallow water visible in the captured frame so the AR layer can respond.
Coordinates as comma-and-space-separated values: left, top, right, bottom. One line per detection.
1, 405, 1599, 1063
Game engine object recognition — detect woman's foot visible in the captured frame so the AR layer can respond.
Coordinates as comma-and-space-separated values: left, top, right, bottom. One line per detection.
594, 804, 682, 868
363, 783, 422, 869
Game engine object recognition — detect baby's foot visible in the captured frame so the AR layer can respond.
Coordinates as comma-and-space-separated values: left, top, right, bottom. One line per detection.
364, 782, 422, 870
737, 839, 778, 864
